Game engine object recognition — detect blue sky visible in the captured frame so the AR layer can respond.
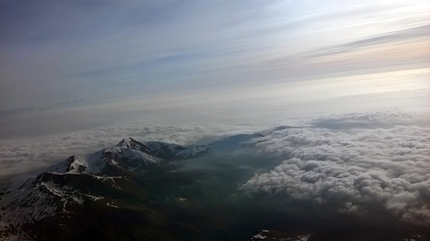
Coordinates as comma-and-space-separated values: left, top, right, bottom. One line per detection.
0, 0, 429, 139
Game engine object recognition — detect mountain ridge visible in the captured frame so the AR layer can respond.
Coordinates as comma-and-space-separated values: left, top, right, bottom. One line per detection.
0, 134, 262, 240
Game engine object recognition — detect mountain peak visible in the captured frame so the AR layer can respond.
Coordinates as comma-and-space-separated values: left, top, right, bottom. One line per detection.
116, 137, 144, 149
47, 155, 86, 173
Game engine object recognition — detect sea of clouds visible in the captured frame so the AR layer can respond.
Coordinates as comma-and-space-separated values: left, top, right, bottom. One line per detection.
241, 111, 430, 226
0, 107, 429, 228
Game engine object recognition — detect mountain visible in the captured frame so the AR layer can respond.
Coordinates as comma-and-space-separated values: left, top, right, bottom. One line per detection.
0, 135, 259, 240
247, 229, 312, 241
46, 137, 210, 176
1, 134, 429, 241
246, 230, 429, 241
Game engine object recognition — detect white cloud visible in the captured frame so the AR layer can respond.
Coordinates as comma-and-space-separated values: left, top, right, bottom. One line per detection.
241, 111, 430, 226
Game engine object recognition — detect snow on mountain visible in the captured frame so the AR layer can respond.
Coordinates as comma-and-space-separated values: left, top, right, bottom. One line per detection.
0, 170, 127, 238
247, 229, 312, 241
145, 141, 209, 160
0, 135, 265, 239
115, 137, 144, 149
46, 137, 209, 176
43, 133, 262, 177
0, 174, 71, 236
47, 154, 104, 174
0, 137, 215, 232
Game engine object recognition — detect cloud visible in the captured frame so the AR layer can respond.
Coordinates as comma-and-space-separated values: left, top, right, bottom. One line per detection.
310, 111, 430, 130
0, 100, 85, 118
0, 0, 287, 110
241, 111, 430, 226
261, 24, 430, 74
309, 25, 430, 58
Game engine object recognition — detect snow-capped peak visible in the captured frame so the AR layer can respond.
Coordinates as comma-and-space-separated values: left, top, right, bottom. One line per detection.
47, 155, 83, 173
115, 137, 144, 149
44, 133, 265, 177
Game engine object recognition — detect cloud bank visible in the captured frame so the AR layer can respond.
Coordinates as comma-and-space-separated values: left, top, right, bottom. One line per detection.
242, 111, 430, 226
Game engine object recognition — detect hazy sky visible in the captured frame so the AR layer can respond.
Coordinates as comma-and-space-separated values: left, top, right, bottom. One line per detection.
0, 0, 429, 140
1, 0, 429, 108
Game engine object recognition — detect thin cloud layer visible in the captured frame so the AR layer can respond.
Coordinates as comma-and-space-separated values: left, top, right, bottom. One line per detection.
242, 111, 430, 226
309, 25, 430, 58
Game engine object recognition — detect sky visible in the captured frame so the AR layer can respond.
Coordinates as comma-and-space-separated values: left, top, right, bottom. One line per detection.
0, 0, 429, 178
1, 0, 429, 110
